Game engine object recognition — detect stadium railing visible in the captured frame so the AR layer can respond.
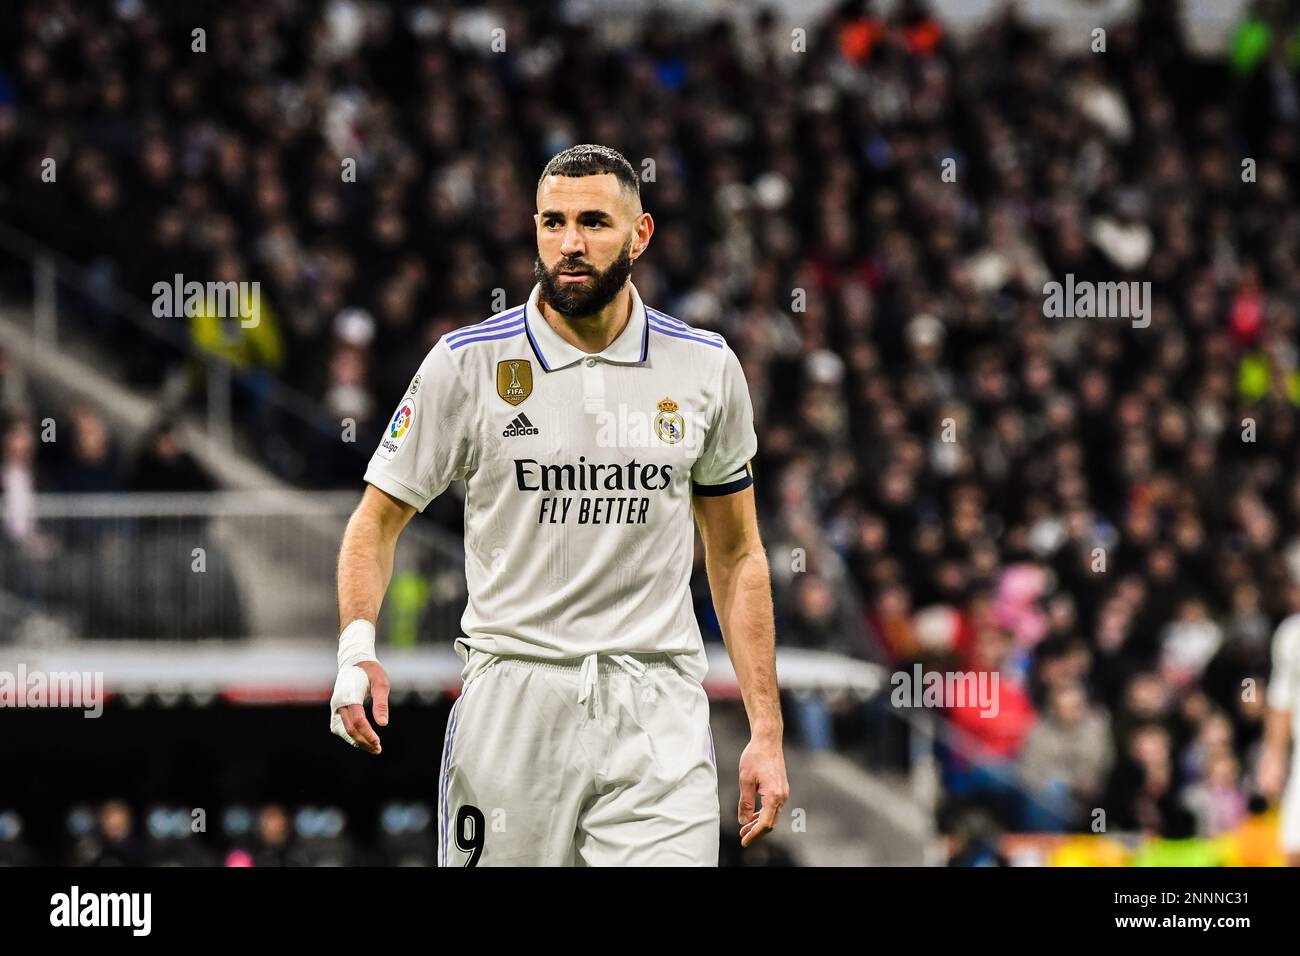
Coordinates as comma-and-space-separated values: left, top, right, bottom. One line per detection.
0, 219, 371, 486
0, 490, 466, 645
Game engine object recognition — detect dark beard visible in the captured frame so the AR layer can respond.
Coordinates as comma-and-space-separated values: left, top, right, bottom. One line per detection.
534, 240, 634, 318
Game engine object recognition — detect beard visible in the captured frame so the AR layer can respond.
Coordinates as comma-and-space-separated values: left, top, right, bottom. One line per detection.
534, 239, 634, 319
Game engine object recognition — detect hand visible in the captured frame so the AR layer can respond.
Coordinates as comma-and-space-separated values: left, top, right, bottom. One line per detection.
737, 733, 789, 847
1257, 745, 1288, 801
330, 660, 390, 755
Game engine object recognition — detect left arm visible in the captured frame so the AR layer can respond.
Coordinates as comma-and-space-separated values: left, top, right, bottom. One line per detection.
694, 485, 788, 847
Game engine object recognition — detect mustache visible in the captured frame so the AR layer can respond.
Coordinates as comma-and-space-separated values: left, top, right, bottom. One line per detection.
534, 242, 633, 319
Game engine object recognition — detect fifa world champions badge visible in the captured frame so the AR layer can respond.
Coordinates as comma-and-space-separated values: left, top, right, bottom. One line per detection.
655, 397, 685, 444
497, 359, 533, 406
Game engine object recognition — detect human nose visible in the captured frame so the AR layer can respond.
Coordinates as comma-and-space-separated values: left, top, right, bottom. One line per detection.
559, 223, 586, 259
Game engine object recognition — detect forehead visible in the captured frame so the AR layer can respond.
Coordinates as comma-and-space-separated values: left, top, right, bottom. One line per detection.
536, 172, 627, 213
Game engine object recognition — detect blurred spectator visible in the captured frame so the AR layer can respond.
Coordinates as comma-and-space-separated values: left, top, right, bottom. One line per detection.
252, 804, 304, 867
1103, 723, 1176, 834
1018, 682, 1113, 830
126, 421, 216, 493
1183, 749, 1248, 837
2, 418, 38, 544
941, 803, 1009, 867
53, 405, 120, 493
0, 811, 36, 867
70, 799, 145, 866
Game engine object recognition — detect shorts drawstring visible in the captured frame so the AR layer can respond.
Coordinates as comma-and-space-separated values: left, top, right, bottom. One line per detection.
576, 652, 649, 719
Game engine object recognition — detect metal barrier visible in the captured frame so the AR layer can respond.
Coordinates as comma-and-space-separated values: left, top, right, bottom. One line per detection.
0, 219, 372, 488
0, 491, 466, 645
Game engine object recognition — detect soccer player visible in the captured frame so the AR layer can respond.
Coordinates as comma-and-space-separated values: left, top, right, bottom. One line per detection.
1258, 579, 1300, 866
330, 145, 788, 865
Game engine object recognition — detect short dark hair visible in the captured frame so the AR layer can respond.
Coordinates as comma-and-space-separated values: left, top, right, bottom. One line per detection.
538, 144, 640, 199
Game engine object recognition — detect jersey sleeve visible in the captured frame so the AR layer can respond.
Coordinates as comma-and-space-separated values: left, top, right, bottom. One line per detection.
691, 344, 757, 497
363, 340, 475, 512
1268, 614, 1300, 712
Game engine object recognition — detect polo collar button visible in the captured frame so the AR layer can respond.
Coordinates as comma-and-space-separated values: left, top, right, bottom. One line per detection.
584, 357, 598, 367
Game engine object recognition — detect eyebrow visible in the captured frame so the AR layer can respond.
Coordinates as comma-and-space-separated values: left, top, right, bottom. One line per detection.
538, 209, 615, 223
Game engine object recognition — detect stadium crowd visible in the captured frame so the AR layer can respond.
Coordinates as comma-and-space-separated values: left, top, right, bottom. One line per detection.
3, 0, 1300, 854
0, 799, 795, 867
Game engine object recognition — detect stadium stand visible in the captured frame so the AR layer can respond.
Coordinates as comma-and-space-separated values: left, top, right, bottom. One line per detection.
2, 0, 1299, 863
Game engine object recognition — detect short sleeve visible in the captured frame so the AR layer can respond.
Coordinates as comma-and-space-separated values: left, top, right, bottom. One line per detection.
363, 340, 475, 512
1268, 614, 1300, 711
691, 344, 757, 497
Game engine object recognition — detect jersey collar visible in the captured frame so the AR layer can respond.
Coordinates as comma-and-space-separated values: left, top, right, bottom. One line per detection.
523, 281, 650, 372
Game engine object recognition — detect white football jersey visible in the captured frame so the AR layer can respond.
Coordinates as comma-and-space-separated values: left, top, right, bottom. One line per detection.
363, 282, 757, 682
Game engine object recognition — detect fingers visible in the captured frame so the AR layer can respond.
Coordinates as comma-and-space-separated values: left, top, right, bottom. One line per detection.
739, 811, 761, 842
329, 711, 358, 748
361, 662, 390, 727
738, 773, 758, 828
329, 662, 389, 754
738, 760, 789, 846
741, 800, 781, 847
337, 703, 382, 754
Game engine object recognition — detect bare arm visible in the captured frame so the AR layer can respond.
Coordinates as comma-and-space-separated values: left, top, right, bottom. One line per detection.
337, 484, 418, 631
693, 485, 788, 845
694, 486, 780, 738
1258, 706, 1291, 800
331, 484, 417, 755
1264, 707, 1292, 755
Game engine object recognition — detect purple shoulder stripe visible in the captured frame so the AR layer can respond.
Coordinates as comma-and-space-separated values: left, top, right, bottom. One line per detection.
447, 322, 526, 349
647, 318, 724, 348
446, 306, 526, 343
645, 307, 723, 342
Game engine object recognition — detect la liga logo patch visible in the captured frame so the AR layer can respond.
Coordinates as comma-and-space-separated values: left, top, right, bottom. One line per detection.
378, 398, 416, 460
390, 401, 413, 438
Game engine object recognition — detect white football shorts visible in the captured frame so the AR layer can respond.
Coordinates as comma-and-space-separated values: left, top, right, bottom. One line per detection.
1282, 766, 1300, 854
437, 648, 719, 866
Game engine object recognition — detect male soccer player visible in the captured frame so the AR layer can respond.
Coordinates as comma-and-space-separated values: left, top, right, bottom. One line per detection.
1259, 579, 1300, 866
330, 145, 788, 865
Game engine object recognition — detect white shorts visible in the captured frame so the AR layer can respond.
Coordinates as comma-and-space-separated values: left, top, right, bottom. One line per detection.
1283, 774, 1300, 854
437, 649, 719, 866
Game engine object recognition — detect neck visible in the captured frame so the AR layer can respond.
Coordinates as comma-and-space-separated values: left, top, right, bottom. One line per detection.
540, 283, 633, 354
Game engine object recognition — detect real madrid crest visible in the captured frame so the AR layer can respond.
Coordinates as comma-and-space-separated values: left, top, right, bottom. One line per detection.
655, 397, 685, 444
496, 359, 533, 406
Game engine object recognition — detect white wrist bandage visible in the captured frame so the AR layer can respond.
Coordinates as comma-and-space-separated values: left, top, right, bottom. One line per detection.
330, 620, 380, 746
337, 619, 378, 669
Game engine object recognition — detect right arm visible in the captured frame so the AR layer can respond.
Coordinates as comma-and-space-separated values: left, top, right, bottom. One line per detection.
330, 485, 417, 755
331, 338, 471, 753
337, 485, 418, 630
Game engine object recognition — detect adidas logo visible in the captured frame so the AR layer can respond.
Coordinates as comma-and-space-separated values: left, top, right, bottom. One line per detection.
503, 412, 539, 437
